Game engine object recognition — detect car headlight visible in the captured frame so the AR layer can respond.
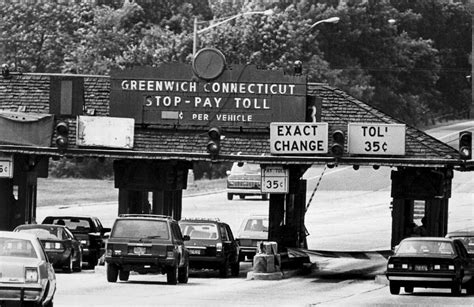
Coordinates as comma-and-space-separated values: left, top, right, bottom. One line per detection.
434, 265, 441, 270
387, 264, 394, 269
25, 267, 39, 283
448, 265, 455, 270
401, 264, 408, 269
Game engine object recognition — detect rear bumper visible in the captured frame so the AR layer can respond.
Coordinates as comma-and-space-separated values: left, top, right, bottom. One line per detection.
0, 283, 44, 303
106, 256, 175, 271
46, 250, 71, 268
386, 272, 458, 288
188, 255, 226, 269
226, 188, 263, 195
238, 247, 257, 258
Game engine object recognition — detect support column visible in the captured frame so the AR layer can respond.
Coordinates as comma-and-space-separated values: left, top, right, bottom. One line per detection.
118, 189, 148, 215
268, 194, 285, 249
0, 179, 14, 231
424, 198, 449, 237
152, 190, 182, 220
391, 198, 414, 249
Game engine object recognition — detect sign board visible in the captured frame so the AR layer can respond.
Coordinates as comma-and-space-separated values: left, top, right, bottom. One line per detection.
0, 155, 13, 178
76, 116, 135, 149
270, 122, 328, 154
261, 166, 289, 193
348, 123, 406, 155
110, 64, 307, 129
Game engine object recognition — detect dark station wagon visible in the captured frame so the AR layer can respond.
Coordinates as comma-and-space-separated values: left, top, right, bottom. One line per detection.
179, 218, 239, 277
105, 214, 190, 285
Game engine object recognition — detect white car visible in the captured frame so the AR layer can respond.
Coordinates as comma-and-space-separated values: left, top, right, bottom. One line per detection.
235, 215, 269, 262
0, 231, 56, 306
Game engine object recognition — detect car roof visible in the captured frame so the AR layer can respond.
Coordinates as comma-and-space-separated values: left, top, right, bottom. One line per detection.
180, 218, 222, 224
0, 230, 38, 240
16, 224, 66, 230
117, 214, 173, 221
44, 215, 95, 219
401, 237, 453, 243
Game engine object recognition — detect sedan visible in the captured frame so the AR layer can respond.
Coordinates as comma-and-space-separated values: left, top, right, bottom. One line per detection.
0, 231, 56, 306
446, 229, 474, 255
386, 237, 474, 296
14, 224, 83, 273
235, 215, 268, 262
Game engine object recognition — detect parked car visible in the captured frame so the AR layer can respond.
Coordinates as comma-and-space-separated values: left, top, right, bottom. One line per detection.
235, 215, 269, 262
386, 237, 474, 295
42, 215, 110, 269
0, 231, 56, 306
14, 224, 83, 273
105, 214, 189, 285
226, 162, 269, 200
179, 218, 239, 277
446, 229, 474, 255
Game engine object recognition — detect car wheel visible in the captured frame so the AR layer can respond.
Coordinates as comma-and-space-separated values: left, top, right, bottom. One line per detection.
64, 255, 74, 273
219, 259, 229, 278
466, 279, 474, 295
404, 286, 413, 293
239, 195, 245, 200
227, 193, 233, 200
106, 264, 119, 282
167, 265, 178, 285
73, 253, 82, 272
119, 270, 130, 281
231, 261, 240, 277
451, 279, 462, 296
178, 263, 189, 284
389, 282, 400, 295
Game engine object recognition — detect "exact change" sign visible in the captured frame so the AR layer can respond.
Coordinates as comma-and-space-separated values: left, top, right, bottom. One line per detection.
348, 123, 406, 155
270, 122, 328, 154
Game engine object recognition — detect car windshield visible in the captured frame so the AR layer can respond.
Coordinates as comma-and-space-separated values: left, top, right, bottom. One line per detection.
231, 163, 261, 175
180, 223, 219, 240
396, 240, 455, 255
17, 227, 65, 240
49, 218, 92, 232
112, 220, 169, 239
244, 218, 268, 232
0, 237, 37, 258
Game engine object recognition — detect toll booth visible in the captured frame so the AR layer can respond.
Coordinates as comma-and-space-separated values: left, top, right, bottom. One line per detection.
0, 49, 470, 253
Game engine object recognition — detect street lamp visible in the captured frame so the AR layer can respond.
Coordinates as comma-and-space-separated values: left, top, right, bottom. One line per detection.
308, 16, 340, 31
193, 9, 273, 56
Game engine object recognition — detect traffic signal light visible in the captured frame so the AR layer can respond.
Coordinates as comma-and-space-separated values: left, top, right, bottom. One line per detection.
459, 131, 472, 160
331, 130, 344, 157
55, 121, 69, 151
207, 127, 221, 158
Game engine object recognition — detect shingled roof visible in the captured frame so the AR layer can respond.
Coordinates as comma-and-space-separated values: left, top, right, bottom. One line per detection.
0, 73, 462, 168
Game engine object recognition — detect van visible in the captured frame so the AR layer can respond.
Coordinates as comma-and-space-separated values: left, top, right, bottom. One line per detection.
226, 162, 268, 200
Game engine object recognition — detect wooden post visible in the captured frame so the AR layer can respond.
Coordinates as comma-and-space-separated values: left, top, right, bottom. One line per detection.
425, 198, 449, 237
0, 179, 14, 230
391, 198, 414, 249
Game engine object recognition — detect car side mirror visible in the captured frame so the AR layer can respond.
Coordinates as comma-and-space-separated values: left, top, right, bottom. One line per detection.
101, 227, 111, 234
183, 235, 190, 241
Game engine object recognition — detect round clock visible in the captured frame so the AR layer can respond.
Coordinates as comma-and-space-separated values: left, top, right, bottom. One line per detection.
192, 48, 226, 80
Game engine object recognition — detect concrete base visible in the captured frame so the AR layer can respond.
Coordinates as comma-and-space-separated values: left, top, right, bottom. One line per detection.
246, 271, 283, 280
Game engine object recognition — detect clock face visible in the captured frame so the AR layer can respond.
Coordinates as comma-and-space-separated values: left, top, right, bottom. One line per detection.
192, 48, 226, 80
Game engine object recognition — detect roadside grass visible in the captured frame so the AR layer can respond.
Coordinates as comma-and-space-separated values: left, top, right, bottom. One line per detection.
36, 177, 226, 207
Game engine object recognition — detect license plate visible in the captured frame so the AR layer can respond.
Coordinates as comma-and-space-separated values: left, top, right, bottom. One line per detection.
134, 247, 146, 255
189, 249, 202, 255
415, 265, 428, 271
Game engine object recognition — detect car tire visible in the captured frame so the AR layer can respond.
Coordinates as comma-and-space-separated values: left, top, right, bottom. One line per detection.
85, 256, 98, 270
466, 280, 474, 295
64, 255, 74, 273
451, 279, 462, 296
404, 286, 413, 293
178, 263, 189, 284
106, 264, 119, 283
227, 193, 233, 200
219, 259, 229, 278
119, 270, 130, 281
389, 282, 400, 295
73, 253, 82, 272
167, 265, 178, 285
231, 261, 240, 277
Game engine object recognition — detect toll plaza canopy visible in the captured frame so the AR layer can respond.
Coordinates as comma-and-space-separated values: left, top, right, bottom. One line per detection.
0, 63, 465, 169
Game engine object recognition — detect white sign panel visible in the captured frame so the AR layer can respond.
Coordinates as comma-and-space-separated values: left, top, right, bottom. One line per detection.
261, 166, 289, 193
270, 122, 328, 154
348, 123, 406, 155
0, 155, 13, 178
76, 116, 135, 149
